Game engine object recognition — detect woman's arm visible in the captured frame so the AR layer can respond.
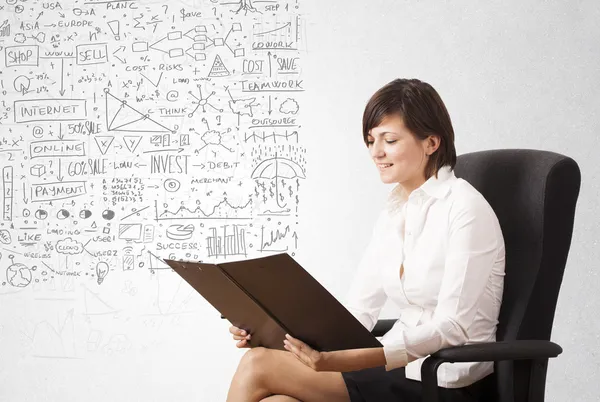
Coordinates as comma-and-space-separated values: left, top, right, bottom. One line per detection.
283, 336, 388, 372
284, 335, 419, 372
320, 347, 387, 372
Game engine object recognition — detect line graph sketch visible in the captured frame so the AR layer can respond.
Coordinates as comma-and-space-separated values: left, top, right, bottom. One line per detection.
154, 198, 253, 221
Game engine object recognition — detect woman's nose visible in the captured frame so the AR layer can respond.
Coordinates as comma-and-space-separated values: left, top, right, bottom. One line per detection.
370, 141, 385, 158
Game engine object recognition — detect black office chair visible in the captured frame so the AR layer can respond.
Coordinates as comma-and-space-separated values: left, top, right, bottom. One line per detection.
372, 149, 581, 402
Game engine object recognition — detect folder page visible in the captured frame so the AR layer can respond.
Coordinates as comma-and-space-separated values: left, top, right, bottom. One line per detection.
219, 253, 381, 352
164, 259, 288, 350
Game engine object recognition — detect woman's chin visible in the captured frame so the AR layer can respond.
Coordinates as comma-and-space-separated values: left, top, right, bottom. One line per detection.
379, 175, 398, 184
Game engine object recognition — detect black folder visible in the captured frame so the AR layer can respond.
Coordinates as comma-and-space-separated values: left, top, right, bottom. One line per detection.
163, 253, 381, 352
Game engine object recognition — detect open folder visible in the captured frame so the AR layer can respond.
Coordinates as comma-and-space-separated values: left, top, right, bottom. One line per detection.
164, 253, 381, 352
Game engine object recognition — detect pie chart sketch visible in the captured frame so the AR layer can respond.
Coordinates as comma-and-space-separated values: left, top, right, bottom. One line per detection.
79, 209, 92, 219
57, 209, 70, 219
13, 75, 30, 94
35, 209, 48, 220
102, 209, 115, 220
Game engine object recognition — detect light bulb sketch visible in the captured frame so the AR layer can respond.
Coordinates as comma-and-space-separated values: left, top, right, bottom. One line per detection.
96, 261, 110, 285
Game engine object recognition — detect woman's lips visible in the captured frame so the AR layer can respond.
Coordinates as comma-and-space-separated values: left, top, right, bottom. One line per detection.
377, 163, 393, 171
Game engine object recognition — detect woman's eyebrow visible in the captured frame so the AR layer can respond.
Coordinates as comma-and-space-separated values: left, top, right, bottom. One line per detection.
369, 131, 399, 137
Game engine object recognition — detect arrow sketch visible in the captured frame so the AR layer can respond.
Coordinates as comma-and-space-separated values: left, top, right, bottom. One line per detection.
59, 58, 66, 96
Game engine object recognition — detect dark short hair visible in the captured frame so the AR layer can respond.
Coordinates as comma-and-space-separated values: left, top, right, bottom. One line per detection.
362, 78, 457, 179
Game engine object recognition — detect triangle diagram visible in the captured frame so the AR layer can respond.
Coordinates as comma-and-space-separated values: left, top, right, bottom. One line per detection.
83, 285, 120, 316
94, 136, 114, 155
104, 89, 172, 133
105, 91, 146, 130
148, 250, 171, 270
208, 54, 230, 77
140, 71, 163, 88
115, 115, 173, 133
123, 136, 142, 153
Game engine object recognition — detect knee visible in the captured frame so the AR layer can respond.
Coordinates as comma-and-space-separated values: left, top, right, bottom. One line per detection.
237, 347, 270, 385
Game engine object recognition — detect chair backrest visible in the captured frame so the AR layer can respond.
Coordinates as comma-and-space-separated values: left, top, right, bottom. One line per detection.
454, 149, 581, 402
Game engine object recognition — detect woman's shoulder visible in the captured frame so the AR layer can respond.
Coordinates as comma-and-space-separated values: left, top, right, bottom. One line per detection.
446, 178, 506, 251
446, 178, 498, 221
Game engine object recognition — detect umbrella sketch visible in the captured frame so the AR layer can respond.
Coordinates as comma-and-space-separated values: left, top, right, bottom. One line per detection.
251, 153, 305, 208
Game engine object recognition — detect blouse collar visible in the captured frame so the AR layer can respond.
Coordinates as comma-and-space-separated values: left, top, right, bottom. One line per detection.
386, 165, 455, 212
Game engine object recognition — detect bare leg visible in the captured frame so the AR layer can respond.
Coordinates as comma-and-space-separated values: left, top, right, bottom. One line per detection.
226, 347, 351, 402
260, 396, 300, 402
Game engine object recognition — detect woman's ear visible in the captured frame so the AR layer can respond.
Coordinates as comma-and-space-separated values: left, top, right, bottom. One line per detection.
425, 135, 441, 155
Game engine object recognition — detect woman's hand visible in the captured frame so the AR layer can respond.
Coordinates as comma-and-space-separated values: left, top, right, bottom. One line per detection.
285, 335, 388, 372
229, 325, 251, 348
283, 334, 327, 371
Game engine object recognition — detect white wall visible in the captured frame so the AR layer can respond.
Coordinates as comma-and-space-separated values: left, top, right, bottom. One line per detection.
1, 0, 599, 401
301, 1, 600, 401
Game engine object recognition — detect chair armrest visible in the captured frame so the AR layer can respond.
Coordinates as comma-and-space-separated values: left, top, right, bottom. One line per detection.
371, 319, 396, 337
421, 340, 562, 402
370, 319, 563, 360
430, 340, 562, 362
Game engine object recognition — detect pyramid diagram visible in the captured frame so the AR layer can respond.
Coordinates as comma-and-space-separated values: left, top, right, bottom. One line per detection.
208, 55, 230, 77
104, 89, 173, 133
94, 136, 114, 155
123, 136, 142, 153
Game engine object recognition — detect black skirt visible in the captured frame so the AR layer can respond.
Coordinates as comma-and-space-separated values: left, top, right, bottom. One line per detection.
341, 366, 488, 402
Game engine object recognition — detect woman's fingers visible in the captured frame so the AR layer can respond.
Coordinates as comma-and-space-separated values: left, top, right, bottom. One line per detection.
229, 325, 251, 344
236, 338, 251, 348
229, 326, 249, 336
233, 334, 251, 341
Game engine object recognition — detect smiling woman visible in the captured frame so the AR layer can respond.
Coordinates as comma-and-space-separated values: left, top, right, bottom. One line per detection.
362, 79, 457, 191
366, 114, 439, 189
225, 79, 504, 402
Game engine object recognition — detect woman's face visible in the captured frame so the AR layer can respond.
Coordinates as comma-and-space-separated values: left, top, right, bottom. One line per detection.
366, 114, 430, 186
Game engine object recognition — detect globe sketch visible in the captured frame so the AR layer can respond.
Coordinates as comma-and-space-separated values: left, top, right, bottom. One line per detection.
6, 263, 32, 287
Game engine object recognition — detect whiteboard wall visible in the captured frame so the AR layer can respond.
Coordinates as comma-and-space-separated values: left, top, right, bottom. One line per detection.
1, 0, 599, 401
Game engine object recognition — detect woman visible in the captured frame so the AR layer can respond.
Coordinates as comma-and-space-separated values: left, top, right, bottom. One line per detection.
226, 78, 506, 402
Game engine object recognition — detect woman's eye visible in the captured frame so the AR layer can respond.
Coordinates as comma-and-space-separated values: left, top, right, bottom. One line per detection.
386, 140, 397, 144
366, 141, 374, 146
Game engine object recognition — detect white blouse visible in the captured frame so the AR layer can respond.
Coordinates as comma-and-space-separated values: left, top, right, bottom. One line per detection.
345, 165, 506, 388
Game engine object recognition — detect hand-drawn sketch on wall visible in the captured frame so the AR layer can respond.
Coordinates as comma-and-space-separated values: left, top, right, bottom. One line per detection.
251, 152, 305, 209
0, 0, 306, 359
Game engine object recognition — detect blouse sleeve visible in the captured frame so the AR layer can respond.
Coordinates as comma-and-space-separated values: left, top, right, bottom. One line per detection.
344, 209, 390, 332
381, 196, 502, 371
